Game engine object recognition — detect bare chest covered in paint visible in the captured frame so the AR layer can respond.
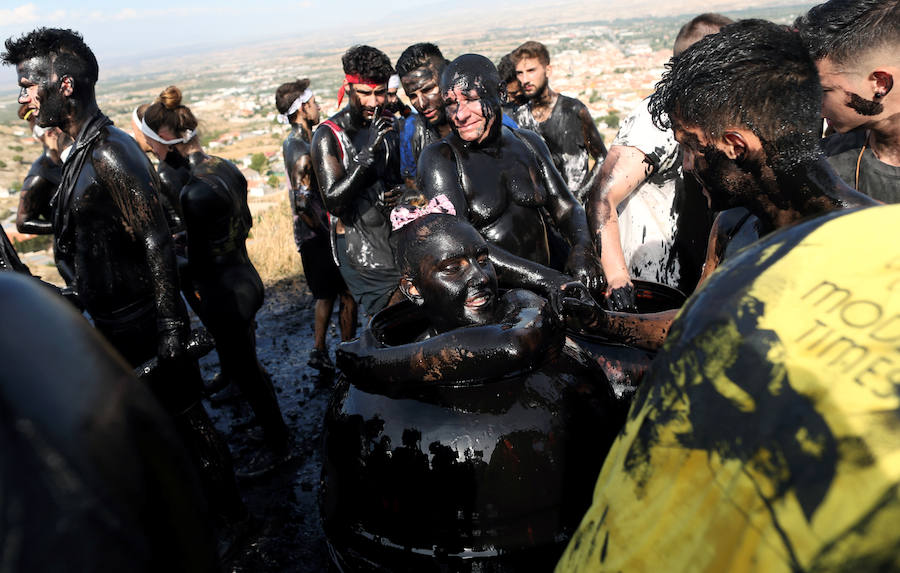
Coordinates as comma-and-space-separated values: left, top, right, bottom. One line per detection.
462, 143, 548, 229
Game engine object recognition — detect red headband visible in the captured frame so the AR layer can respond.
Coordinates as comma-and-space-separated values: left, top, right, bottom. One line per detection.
337, 74, 382, 107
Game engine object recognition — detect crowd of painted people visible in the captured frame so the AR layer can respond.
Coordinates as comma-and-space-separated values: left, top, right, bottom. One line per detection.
1, 0, 899, 570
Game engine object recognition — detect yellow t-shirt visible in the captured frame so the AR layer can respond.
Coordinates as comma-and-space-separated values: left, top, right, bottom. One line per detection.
558, 205, 900, 573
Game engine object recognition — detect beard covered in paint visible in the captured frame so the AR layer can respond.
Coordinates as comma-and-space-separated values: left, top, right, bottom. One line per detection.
440, 54, 503, 144
401, 216, 499, 333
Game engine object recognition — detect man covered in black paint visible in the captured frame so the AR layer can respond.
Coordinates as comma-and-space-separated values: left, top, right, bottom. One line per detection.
2, 27, 247, 532
395, 42, 451, 188
311, 45, 403, 316
588, 19, 880, 346
649, 20, 877, 267
278, 77, 358, 371
417, 54, 604, 299
512, 41, 607, 201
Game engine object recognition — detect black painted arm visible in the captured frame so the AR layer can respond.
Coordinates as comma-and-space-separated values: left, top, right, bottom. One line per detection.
93, 140, 186, 361
336, 290, 562, 385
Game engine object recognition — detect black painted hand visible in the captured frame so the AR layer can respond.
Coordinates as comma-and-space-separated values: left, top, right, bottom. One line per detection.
368, 107, 394, 151
607, 283, 637, 313
564, 244, 606, 297
378, 184, 404, 210
558, 280, 606, 332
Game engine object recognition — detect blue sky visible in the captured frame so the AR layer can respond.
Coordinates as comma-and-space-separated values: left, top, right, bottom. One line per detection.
1, 1, 337, 57
0, 0, 370, 89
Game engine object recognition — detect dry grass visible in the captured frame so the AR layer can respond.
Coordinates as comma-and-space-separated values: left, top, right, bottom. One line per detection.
246, 192, 304, 285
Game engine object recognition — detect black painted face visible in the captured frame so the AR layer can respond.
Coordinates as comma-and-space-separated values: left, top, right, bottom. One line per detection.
674, 123, 756, 212
406, 222, 498, 333
441, 54, 502, 144
402, 66, 446, 127
348, 83, 387, 127
16, 56, 65, 128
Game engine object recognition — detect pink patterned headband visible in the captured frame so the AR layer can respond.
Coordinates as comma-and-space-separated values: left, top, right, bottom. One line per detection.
390, 194, 457, 231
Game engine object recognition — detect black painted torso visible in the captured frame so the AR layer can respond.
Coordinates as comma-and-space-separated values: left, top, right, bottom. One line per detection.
515, 95, 592, 192
421, 127, 554, 265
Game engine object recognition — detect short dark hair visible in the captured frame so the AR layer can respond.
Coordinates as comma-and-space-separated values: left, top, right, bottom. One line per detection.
511, 41, 550, 66
342, 45, 393, 84
796, 0, 900, 66
649, 19, 823, 169
396, 43, 446, 80
2, 28, 98, 90
673, 13, 734, 55
275, 78, 311, 120
497, 53, 517, 84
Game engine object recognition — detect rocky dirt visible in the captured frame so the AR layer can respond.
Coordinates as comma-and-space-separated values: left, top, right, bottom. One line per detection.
198, 274, 349, 572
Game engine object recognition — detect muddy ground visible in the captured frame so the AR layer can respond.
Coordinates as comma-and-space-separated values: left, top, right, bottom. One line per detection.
198, 274, 347, 572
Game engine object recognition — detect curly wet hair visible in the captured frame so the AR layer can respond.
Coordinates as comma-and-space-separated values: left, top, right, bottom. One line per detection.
2, 28, 99, 94
342, 45, 393, 83
275, 78, 311, 117
649, 19, 823, 168
795, 0, 900, 66
396, 43, 447, 80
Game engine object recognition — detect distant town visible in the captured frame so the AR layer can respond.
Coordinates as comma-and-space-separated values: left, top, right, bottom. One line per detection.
0, 3, 811, 238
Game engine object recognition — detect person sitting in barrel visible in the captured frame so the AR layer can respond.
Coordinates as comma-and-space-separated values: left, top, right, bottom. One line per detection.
338, 193, 673, 385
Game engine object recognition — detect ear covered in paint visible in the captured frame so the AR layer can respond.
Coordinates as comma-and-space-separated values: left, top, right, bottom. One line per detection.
399, 276, 424, 306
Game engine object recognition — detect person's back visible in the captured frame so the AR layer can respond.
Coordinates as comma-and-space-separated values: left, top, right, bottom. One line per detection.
557, 204, 900, 573
282, 127, 329, 246
181, 154, 255, 274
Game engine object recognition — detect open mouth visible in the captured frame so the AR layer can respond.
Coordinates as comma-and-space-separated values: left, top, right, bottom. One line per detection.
465, 290, 493, 309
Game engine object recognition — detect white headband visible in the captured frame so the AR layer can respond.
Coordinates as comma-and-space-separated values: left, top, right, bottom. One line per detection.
388, 74, 401, 90
277, 89, 314, 124
132, 105, 142, 128
140, 116, 196, 145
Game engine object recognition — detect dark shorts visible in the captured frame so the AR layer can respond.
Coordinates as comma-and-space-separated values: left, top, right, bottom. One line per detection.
335, 234, 400, 316
300, 233, 348, 300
